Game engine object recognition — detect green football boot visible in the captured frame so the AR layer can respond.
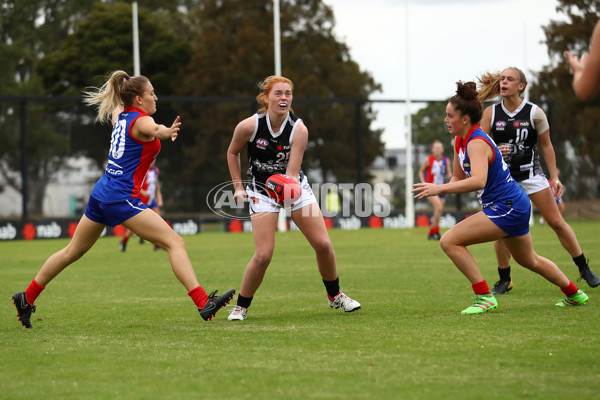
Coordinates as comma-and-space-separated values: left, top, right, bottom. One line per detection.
555, 290, 589, 307
461, 294, 498, 315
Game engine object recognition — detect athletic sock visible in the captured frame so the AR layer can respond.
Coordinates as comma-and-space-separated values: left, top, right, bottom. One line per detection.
122, 236, 129, 244
433, 226, 440, 234
25, 278, 45, 306
561, 281, 578, 297
472, 280, 490, 295
237, 294, 253, 309
498, 266, 511, 281
323, 277, 340, 300
573, 253, 588, 270
428, 227, 435, 235
188, 286, 208, 309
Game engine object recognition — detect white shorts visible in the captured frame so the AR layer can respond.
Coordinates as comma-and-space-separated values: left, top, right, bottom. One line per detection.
246, 175, 317, 214
518, 174, 549, 195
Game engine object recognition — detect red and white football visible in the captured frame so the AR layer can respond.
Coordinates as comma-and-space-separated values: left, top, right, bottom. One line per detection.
265, 174, 302, 204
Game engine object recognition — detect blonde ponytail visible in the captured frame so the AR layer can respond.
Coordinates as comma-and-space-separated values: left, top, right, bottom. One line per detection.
83, 70, 129, 124
477, 71, 502, 102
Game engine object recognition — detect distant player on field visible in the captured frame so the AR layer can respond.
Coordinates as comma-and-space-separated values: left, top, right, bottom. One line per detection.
418, 140, 452, 240
413, 81, 589, 314
478, 67, 600, 295
11, 71, 234, 328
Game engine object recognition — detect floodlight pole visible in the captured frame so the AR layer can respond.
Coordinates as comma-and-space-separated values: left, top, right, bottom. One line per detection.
273, 0, 287, 231
273, 0, 282, 75
132, 2, 141, 76
404, 1, 415, 228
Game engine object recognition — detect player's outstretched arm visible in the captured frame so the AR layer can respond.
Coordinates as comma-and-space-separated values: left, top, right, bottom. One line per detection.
566, 19, 600, 101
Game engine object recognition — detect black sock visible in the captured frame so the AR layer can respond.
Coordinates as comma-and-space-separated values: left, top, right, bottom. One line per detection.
573, 253, 588, 270
498, 266, 511, 281
237, 294, 253, 309
323, 277, 340, 298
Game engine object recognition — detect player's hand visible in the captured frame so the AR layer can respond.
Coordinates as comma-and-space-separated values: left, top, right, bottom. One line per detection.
169, 116, 181, 142
498, 144, 511, 158
553, 178, 564, 199
412, 182, 440, 199
233, 188, 248, 204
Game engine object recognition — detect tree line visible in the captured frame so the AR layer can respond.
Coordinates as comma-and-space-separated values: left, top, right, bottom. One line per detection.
0, 0, 598, 217
0, 0, 382, 216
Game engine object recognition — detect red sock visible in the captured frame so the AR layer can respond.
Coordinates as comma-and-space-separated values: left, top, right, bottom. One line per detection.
472, 280, 490, 295
428, 227, 435, 235
433, 226, 440, 234
188, 286, 208, 309
25, 278, 45, 306
122, 236, 129, 244
561, 281, 578, 297
327, 292, 340, 302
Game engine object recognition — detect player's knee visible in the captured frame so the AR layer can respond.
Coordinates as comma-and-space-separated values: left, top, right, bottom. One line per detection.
313, 239, 333, 257
439, 234, 452, 254
163, 233, 186, 252
253, 251, 273, 268
546, 216, 566, 230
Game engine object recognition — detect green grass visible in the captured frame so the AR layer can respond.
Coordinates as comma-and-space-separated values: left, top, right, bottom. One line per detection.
1, 221, 600, 399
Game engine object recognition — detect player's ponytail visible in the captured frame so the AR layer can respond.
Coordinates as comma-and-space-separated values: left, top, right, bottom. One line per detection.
477, 71, 502, 102
83, 71, 150, 124
449, 81, 482, 124
477, 67, 528, 102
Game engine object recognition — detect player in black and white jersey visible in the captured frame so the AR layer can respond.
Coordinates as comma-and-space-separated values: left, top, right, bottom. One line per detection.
478, 67, 600, 294
245, 100, 305, 197
226, 75, 361, 321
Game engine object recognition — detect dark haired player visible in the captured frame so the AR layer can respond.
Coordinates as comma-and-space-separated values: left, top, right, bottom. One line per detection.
478, 67, 600, 294
413, 81, 589, 314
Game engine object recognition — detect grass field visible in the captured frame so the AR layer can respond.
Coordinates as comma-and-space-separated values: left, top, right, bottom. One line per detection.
1, 221, 600, 399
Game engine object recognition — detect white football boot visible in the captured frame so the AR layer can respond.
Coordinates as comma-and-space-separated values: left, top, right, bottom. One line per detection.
328, 291, 361, 312
227, 305, 248, 321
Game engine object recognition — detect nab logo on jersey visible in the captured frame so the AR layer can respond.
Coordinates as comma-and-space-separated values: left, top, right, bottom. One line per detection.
256, 138, 268, 149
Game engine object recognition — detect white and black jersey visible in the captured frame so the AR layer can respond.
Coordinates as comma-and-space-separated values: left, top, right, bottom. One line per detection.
246, 112, 305, 195
490, 100, 544, 182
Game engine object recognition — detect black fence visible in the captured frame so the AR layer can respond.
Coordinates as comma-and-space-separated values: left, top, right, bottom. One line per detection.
0, 94, 452, 221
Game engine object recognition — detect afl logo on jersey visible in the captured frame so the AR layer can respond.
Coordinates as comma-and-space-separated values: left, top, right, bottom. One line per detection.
256, 138, 268, 149
495, 121, 507, 128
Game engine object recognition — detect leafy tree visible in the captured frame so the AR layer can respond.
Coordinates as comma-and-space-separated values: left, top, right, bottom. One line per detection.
530, 0, 600, 199
1, 0, 383, 215
0, 0, 98, 216
38, 1, 193, 169
0, 0, 194, 216
171, 0, 383, 211
411, 102, 451, 154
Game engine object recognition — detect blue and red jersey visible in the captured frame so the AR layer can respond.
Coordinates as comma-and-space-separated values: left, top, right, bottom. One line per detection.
425, 155, 447, 185
455, 124, 527, 209
91, 107, 160, 203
